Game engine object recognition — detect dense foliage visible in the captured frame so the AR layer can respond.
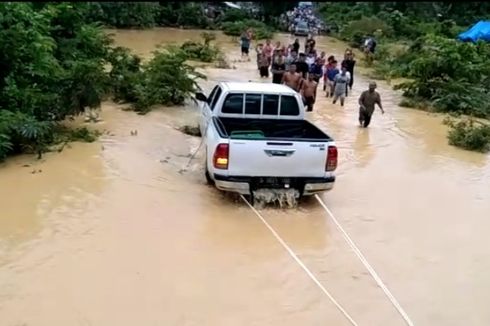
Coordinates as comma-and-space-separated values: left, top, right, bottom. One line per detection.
318, 2, 490, 152
86, 2, 212, 29
0, 3, 111, 159
221, 19, 274, 40
180, 32, 221, 63
0, 2, 208, 160
109, 46, 205, 114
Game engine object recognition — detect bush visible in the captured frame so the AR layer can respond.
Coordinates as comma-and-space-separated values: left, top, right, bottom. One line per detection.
445, 117, 490, 152
0, 2, 210, 160
392, 35, 490, 118
87, 2, 161, 28
340, 16, 393, 47
109, 46, 205, 114
221, 19, 274, 40
180, 32, 221, 63
218, 8, 252, 24
0, 3, 111, 159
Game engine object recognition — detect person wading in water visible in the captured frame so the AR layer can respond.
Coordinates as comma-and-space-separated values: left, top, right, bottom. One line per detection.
258, 52, 270, 78
282, 64, 303, 92
332, 66, 350, 107
341, 50, 356, 96
271, 50, 286, 84
301, 74, 318, 112
294, 53, 310, 80
309, 57, 324, 83
358, 81, 384, 127
263, 39, 273, 66
293, 38, 300, 53
240, 29, 251, 61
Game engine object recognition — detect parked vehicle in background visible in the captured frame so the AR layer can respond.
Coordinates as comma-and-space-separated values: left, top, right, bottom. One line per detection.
295, 21, 310, 36
195, 82, 338, 202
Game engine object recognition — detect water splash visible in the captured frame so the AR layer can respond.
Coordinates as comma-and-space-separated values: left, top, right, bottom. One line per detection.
252, 188, 300, 209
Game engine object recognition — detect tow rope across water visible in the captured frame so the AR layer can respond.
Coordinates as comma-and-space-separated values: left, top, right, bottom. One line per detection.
240, 194, 359, 326
240, 194, 415, 325
314, 194, 415, 326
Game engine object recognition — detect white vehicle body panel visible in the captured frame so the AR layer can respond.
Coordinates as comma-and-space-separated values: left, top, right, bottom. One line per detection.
197, 82, 336, 196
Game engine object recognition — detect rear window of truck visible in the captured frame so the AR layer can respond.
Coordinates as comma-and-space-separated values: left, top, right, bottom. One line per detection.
279, 95, 300, 116
221, 93, 300, 116
222, 94, 244, 114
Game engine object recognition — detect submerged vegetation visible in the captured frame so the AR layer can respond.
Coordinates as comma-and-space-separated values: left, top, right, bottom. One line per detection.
319, 2, 490, 152
0, 2, 210, 160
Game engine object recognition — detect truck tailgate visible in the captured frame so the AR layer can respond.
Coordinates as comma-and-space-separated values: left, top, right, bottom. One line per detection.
228, 139, 328, 177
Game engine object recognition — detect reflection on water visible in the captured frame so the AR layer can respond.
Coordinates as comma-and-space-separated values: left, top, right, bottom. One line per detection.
0, 28, 489, 326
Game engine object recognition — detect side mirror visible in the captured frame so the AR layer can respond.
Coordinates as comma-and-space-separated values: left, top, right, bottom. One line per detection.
195, 92, 207, 102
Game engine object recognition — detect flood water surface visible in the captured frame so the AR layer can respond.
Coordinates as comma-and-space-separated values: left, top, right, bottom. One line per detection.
0, 28, 489, 326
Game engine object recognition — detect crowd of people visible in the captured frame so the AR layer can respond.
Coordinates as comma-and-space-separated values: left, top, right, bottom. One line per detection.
238, 31, 384, 127
281, 6, 327, 36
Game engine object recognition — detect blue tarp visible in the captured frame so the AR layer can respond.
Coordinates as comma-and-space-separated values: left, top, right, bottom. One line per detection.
458, 21, 490, 42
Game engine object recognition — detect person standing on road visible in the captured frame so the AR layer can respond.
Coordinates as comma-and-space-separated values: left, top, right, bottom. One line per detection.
309, 57, 324, 83
324, 60, 339, 98
342, 50, 356, 95
358, 82, 384, 127
258, 52, 270, 78
282, 64, 303, 92
294, 53, 310, 79
285, 49, 297, 70
263, 39, 273, 66
255, 43, 263, 70
271, 50, 286, 84
293, 38, 300, 53
318, 51, 327, 66
305, 34, 316, 54
240, 30, 251, 61
332, 66, 350, 107
301, 74, 318, 112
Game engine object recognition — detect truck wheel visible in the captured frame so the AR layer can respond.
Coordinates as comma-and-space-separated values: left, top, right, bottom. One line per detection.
205, 158, 214, 186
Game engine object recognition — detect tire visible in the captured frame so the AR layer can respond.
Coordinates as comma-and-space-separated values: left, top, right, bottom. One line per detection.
204, 155, 214, 186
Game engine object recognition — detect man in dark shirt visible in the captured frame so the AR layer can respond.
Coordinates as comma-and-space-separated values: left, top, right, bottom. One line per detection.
293, 38, 300, 53
294, 53, 309, 79
358, 82, 384, 127
341, 50, 356, 94
309, 58, 323, 83
305, 34, 316, 54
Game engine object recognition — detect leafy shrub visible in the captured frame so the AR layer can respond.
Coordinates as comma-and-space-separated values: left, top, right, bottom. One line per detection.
341, 16, 393, 47
445, 117, 490, 152
107, 46, 143, 103
87, 2, 161, 28
218, 8, 252, 23
0, 3, 111, 159
110, 47, 206, 114
221, 19, 274, 40
393, 35, 490, 118
180, 32, 221, 63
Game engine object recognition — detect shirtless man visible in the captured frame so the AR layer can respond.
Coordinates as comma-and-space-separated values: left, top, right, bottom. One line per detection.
282, 64, 303, 92
301, 74, 318, 112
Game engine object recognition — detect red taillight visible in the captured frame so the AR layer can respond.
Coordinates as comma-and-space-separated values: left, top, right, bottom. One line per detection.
213, 143, 229, 169
326, 146, 338, 171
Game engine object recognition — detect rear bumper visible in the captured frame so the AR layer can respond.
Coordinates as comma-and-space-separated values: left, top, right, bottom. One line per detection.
213, 174, 335, 196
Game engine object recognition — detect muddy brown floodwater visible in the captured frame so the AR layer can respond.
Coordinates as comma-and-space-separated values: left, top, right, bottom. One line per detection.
1, 28, 490, 326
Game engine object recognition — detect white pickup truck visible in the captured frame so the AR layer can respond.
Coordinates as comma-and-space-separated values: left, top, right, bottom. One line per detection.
196, 82, 337, 200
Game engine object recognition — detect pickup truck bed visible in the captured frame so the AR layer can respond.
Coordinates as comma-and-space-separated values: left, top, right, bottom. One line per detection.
214, 117, 332, 141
